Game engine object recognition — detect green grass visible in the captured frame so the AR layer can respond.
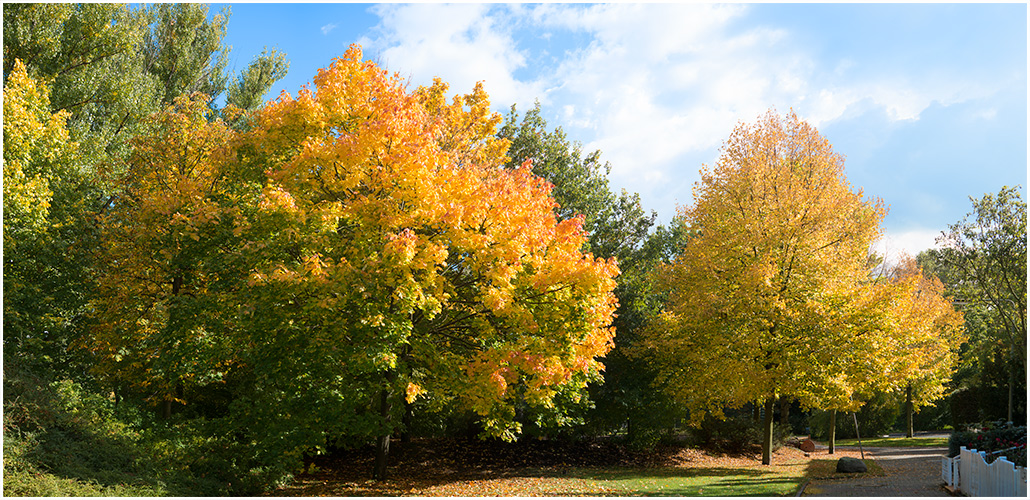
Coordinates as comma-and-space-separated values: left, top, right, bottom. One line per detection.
574, 467, 804, 496
833, 436, 948, 447
804, 458, 885, 479
563, 455, 887, 496
567, 457, 885, 496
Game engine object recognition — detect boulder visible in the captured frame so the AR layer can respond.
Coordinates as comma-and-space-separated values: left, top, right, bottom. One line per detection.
799, 438, 816, 453
836, 456, 868, 473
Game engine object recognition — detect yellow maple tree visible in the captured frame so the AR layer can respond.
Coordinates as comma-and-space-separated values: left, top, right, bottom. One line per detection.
640, 109, 961, 464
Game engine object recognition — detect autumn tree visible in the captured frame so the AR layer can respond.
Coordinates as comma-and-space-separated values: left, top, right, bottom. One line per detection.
84, 94, 250, 416
497, 102, 666, 441
640, 109, 958, 465
4, 6, 287, 493
3, 60, 94, 377
3, 4, 289, 384
88, 45, 619, 482
884, 255, 965, 437
248, 46, 617, 478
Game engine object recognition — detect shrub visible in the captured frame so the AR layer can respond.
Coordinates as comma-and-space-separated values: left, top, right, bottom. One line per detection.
809, 391, 901, 440
3, 362, 169, 496
2, 360, 256, 496
949, 386, 1013, 429
689, 414, 790, 455
948, 420, 1026, 466
909, 399, 951, 431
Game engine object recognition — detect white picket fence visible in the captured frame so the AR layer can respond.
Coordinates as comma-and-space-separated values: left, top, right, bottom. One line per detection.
941, 446, 1027, 496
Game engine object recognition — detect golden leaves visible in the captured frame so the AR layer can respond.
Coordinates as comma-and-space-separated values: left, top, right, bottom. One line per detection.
3, 60, 74, 248
259, 184, 298, 212
645, 108, 923, 420
868, 254, 965, 405
405, 382, 427, 404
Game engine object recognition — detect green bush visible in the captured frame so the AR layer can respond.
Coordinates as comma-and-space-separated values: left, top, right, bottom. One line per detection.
689, 414, 790, 455
910, 399, 951, 431
948, 420, 1026, 466
949, 385, 1019, 429
2, 468, 164, 497
809, 392, 901, 440
3, 363, 170, 496
2, 360, 254, 496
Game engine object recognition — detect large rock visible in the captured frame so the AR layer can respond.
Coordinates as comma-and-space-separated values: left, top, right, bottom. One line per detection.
836, 456, 868, 473
799, 438, 816, 452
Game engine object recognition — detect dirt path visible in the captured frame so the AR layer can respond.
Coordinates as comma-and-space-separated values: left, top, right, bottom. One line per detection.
802, 445, 950, 497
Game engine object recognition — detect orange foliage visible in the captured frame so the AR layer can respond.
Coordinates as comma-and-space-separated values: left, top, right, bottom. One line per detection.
242, 46, 619, 435
88, 45, 619, 436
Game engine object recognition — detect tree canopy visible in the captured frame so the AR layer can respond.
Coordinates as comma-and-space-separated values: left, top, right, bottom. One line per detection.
639, 109, 963, 464
84, 45, 620, 480
4, 8, 995, 490
921, 186, 1026, 423
939, 187, 1026, 375
3, 3, 290, 382
3, 60, 91, 374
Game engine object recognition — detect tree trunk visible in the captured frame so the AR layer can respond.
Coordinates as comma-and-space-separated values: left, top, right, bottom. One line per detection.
161, 383, 182, 420
828, 410, 836, 455
851, 412, 865, 460
761, 397, 775, 465
401, 399, 412, 444
905, 383, 914, 438
163, 275, 184, 421
626, 416, 636, 445
465, 413, 479, 442
1008, 368, 1014, 423
373, 371, 396, 481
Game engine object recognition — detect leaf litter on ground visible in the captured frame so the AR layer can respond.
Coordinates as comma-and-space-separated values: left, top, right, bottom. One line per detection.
267, 437, 873, 496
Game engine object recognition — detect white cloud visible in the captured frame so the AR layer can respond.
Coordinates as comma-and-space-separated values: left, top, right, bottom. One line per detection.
872, 228, 945, 266
358, 4, 544, 108
536, 4, 808, 206
357, 3, 1016, 223
320, 23, 337, 36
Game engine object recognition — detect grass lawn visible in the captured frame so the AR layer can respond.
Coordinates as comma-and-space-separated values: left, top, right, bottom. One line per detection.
571, 466, 806, 496
804, 457, 885, 479
561, 454, 884, 496
833, 436, 948, 447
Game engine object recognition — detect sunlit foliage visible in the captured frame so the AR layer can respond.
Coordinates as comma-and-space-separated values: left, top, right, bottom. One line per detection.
640, 109, 963, 464
86, 45, 619, 480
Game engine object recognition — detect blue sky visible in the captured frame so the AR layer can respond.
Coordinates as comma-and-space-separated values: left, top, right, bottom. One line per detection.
215, 2, 1027, 261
